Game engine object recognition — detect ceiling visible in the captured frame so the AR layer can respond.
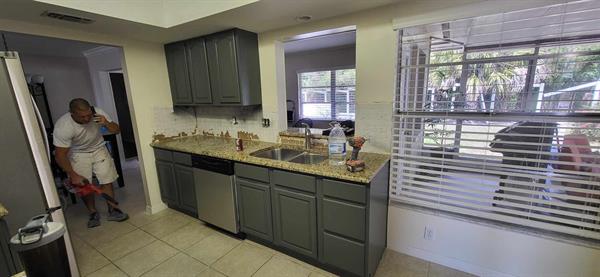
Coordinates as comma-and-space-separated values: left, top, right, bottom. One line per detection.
0, 0, 403, 44
284, 31, 356, 53
1, 31, 109, 58
34, 0, 259, 28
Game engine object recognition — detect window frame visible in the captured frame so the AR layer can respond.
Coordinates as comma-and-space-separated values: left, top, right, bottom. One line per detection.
297, 66, 356, 121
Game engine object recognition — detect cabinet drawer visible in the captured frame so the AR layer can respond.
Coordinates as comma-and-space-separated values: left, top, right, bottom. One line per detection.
235, 163, 269, 183
322, 198, 366, 241
322, 179, 366, 204
173, 151, 192, 166
322, 232, 365, 276
272, 170, 315, 193
154, 148, 173, 161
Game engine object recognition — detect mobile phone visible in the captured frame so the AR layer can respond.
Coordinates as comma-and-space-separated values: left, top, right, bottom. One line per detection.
90, 106, 100, 123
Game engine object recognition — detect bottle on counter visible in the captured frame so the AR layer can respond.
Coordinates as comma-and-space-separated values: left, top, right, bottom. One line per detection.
328, 123, 347, 166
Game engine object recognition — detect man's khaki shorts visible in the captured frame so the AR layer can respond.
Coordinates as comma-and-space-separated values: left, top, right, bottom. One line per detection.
70, 147, 118, 185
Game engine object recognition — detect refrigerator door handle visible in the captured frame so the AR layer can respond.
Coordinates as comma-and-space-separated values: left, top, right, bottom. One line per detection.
30, 95, 50, 159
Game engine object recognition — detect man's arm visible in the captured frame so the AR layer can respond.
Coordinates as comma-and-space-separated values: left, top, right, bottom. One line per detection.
95, 114, 120, 134
55, 147, 86, 184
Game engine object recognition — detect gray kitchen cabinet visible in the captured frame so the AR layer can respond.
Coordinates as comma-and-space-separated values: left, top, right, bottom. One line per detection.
164, 28, 261, 106
174, 164, 197, 214
164, 42, 193, 105
187, 38, 212, 104
154, 149, 197, 216
155, 160, 178, 205
236, 178, 273, 241
272, 186, 317, 259
230, 160, 390, 277
1, 220, 18, 276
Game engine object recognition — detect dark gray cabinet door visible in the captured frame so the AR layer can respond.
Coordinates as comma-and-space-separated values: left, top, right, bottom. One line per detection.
207, 32, 241, 104
272, 187, 317, 259
156, 161, 178, 205
165, 42, 193, 105
174, 164, 197, 214
186, 38, 212, 104
237, 178, 273, 241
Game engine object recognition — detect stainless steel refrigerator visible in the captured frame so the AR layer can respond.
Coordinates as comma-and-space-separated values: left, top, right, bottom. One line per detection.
0, 51, 79, 276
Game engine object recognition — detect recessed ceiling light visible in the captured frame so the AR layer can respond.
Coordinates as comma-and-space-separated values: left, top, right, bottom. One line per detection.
295, 15, 312, 22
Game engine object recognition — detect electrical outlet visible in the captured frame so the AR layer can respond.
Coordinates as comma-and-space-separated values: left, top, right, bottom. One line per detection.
424, 226, 434, 241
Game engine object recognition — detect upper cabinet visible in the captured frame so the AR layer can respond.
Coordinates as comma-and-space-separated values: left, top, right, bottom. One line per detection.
164, 28, 261, 106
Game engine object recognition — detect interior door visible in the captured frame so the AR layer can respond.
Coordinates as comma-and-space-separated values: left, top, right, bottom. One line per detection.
109, 73, 137, 159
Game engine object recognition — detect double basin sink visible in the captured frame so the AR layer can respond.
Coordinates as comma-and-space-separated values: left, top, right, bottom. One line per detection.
250, 147, 327, 165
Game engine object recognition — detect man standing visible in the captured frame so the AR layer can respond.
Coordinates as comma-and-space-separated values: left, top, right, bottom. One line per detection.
54, 98, 128, 228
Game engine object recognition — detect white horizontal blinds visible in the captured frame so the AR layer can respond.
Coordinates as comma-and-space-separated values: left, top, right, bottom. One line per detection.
392, 0, 600, 240
298, 69, 356, 120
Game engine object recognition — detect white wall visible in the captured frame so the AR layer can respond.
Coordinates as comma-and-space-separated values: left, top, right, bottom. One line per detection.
258, 0, 600, 276
19, 54, 95, 123
285, 45, 356, 127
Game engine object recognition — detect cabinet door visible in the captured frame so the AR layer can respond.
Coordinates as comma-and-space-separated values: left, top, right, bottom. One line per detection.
165, 42, 192, 105
272, 187, 317, 259
207, 32, 241, 104
174, 165, 197, 214
186, 38, 212, 104
156, 161, 178, 205
236, 178, 273, 241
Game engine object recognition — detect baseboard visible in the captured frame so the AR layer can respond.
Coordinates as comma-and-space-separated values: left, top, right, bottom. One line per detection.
390, 245, 514, 277
146, 202, 168, 214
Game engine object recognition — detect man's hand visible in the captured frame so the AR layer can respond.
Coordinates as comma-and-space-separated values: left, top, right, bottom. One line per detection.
93, 114, 109, 126
69, 171, 87, 185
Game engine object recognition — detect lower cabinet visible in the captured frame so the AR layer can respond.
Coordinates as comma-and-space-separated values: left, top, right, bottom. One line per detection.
156, 160, 178, 205
174, 165, 197, 214
237, 178, 273, 241
235, 161, 389, 277
154, 149, 197, 216
272, 187, 317, 259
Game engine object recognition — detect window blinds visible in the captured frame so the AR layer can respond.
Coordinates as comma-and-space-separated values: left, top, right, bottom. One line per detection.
392, 0, 600, 240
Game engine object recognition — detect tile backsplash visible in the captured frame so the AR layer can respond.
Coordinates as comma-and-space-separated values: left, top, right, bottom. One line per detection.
152, 105, 275, 142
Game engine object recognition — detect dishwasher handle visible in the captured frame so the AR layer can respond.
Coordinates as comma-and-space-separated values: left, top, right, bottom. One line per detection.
191, 155, 234, 175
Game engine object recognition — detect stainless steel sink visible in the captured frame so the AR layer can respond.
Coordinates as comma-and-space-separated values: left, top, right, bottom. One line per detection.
250, 147, 327, 165
250, 148, 304, 161
288, 152, 328, 165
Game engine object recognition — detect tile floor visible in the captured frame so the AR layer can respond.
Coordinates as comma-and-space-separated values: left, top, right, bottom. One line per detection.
63, 160, 475, 277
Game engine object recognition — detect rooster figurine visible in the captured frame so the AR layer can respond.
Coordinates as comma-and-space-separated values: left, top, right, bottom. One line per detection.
346, 136, 366, 172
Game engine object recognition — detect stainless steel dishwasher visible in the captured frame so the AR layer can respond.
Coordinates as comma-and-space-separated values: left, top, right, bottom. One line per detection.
192, 155, 239, 234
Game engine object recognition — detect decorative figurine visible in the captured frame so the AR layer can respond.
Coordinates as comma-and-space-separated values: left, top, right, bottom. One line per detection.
346, 136, 366, 172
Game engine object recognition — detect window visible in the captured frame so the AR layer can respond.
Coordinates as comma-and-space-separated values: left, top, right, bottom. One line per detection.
393, 0, 600, 240
298, 68, 356, 120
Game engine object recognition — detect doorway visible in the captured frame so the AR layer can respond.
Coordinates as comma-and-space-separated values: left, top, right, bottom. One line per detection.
109, 72, 137, 159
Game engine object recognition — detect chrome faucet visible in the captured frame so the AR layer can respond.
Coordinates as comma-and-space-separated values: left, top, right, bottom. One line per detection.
301, 123, 311, 150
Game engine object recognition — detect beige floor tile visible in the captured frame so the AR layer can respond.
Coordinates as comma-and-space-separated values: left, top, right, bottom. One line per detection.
161, 221, 216, 250
140, 213, 192, 238
114, 240, 179, 277
184, 233, 241, 265
275, 253, 337, 277
197, 269, 226, 277
211, 242, 273, 277
428, 263, 475, 277
128, 208, 179, 227
254, 255, 312, 277
71, 236, 111, 276
142, 253, 208, 277
96, 229, 156, 261
86, 264, 128, 277
243, 239, 278, 255
374, 250, 429, 277
73, 220, 137, 247
309, 272, 339, 277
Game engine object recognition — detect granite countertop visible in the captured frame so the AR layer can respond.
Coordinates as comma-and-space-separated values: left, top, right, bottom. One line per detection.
151, 135, 390, 184
0, 202, 7, 219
